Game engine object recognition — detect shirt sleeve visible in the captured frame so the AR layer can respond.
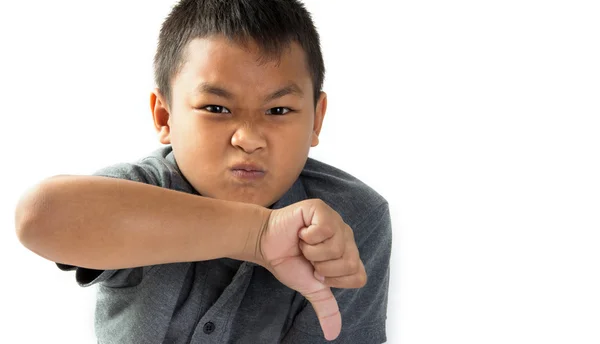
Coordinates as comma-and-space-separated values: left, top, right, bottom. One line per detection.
281, 202, 393, 344
55, 156, 172, 287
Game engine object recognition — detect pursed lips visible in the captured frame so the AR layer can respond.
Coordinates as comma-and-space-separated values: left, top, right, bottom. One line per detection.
230, 162, 266, 180
231, 162, 265, 172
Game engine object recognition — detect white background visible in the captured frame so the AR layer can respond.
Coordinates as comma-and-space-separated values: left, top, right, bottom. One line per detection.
1, 0, 599, 343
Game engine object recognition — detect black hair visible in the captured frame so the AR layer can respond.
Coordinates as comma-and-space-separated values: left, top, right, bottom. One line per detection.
154, 0, 325, 108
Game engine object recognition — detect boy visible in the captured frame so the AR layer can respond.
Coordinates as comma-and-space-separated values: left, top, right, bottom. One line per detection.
15, 0, 392, 343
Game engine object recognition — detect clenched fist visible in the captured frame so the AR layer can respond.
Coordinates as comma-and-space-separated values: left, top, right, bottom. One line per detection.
255, 199, 367, 341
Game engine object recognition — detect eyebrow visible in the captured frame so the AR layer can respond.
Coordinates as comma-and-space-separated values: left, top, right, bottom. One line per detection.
264, 83, 304, 103
194, 83, 234, 99
194, 82, 304, 103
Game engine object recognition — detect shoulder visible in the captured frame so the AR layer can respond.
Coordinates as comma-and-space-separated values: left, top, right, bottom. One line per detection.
93, 145, 196, 194
300, 158, 389, 233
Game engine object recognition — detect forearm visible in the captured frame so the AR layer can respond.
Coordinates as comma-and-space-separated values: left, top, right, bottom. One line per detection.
15, 175, 269, 269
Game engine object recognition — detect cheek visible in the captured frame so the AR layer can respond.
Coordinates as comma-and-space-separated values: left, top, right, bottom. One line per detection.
172, 122, 227, 165
270, 125, 313, 161
174, 117, 223, 145
276, 116, 313, 142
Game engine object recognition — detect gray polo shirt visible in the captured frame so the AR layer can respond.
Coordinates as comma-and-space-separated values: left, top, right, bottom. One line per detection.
57, 146, 392, 343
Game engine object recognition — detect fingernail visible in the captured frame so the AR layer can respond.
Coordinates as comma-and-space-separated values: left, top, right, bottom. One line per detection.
314, 271, 325, 283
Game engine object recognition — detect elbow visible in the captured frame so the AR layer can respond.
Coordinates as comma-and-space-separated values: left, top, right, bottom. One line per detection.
14, 176, 64, 256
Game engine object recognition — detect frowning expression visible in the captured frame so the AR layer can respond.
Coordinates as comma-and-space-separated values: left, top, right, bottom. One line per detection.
151, 36, 326, 207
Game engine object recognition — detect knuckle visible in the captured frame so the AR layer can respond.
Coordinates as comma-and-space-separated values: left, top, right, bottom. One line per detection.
345, 224, 355, 238
332, 243, 344, 258
357, 273, 368, 287
313, 198, 326, 208
323, 224, 335, 238
313, 198, 338, 216
347, 259, 359, 273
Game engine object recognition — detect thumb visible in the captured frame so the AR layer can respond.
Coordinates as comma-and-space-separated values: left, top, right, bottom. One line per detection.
302, 286, 341, 341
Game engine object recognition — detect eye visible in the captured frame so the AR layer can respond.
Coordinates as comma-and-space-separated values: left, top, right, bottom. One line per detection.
202, 105, 231, 114
266, 107, 292, 115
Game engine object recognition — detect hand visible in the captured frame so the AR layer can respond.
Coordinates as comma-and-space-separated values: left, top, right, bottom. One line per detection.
256, 199, 367, 341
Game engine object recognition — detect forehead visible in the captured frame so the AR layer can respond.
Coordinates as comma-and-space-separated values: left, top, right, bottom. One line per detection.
173, 36, 312, 95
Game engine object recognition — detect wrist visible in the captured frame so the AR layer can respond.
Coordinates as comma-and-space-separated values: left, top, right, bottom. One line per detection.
229, 203, 271, 266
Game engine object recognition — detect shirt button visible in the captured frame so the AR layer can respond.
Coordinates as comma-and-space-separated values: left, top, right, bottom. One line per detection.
203, 322, 215, 334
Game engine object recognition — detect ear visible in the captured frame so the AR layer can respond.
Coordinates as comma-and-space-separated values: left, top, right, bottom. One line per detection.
150, 88, 172, 144
311, 92, 327, 147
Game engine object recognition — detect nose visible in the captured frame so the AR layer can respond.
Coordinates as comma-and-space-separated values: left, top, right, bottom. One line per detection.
231, 122, 266, 154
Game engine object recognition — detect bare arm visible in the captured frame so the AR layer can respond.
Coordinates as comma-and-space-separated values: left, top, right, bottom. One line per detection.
14, 175, 270, 270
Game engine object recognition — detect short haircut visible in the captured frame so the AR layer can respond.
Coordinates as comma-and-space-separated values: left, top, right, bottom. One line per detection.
154, 0, 325, 108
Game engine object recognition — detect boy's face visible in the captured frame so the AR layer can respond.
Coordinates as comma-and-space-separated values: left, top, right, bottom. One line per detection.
151, 36, 326, 207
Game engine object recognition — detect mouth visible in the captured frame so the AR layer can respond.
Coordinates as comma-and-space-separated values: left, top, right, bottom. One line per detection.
230, 162, 266, 180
